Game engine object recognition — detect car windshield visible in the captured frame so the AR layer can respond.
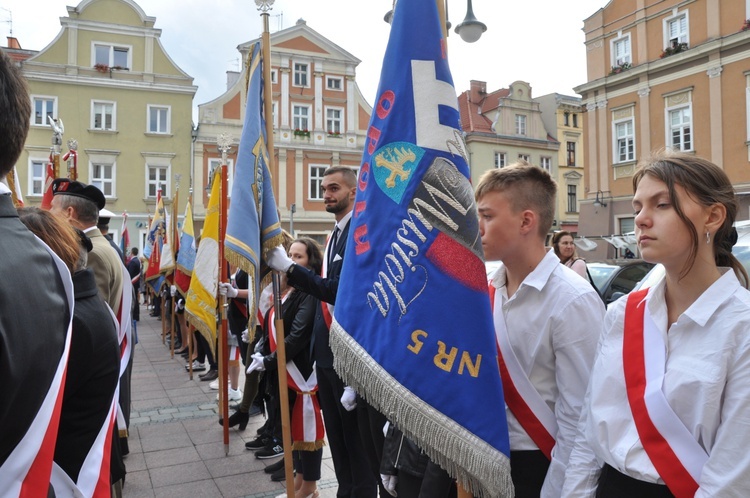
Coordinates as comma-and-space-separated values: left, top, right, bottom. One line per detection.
587, 265, 617, 290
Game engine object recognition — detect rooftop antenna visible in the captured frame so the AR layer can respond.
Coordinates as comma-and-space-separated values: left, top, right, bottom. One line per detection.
0, 7, 12, 37
272, 12, 282, 31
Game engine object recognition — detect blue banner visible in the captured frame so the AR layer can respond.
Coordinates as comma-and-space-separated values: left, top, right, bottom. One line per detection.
329, 0, 511, 496
225, 42, 283, 330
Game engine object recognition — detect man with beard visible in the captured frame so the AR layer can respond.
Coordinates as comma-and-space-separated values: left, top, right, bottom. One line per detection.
268, 166, 381, 497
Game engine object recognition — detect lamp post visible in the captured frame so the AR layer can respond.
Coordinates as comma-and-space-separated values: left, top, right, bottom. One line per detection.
289, 203, 296, 238
593, 190, 608, 208
385, 0, 487, 43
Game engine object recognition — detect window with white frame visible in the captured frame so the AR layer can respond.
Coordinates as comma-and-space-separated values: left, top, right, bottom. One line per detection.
293, 62, 309, 87
326, 108, 343, 134
293, 105, 310, 131
327, 76, 343, 91
271, 69, 277, 84
665, 12, 689, 47
309, 165, 327, 200
541, 156, 552, 172
147, 165, 170, 198
92, 101, 115, 130
272, 101, 278, 129
614, 118, 635, 163
31, 96, 56, 126
611, 34, 632, 66
567, 184, 578, 213
746, 85, 750, 143
93, 43, 130, 68
207, 158, 235, 197
91, 163, 115, 197
518, 153, 530, 162
147, 105, 170, 134
668, 105, 692, 151
515, 114, 527, 135
28, 159, 46, 195
494, 152, 507, 168
567, 141, 576, 166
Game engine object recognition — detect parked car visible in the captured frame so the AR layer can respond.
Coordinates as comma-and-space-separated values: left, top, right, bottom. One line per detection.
586, 259, 655, 305
636, 220, 750, 291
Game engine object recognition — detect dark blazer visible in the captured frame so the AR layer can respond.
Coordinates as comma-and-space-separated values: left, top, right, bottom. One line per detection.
262, 289, 317, 378
0, 194, 70, 468
54, 268, 120, 483
287, 221, 350, 368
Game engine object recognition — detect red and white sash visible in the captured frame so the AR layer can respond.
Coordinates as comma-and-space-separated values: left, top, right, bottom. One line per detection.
267, 303, 325, 449
114, 265, 133, 438
623, 289, 708, 497
0, 242, 74, 496
489, 283, 557, 459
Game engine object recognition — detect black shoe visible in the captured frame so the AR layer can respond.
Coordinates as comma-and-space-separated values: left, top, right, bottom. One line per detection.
270, 465, 292, 481
248, 404, 262, 417
245, 435, 270, 451
219, 410, 250, 431
199, 369, 218, 381
264, 458, 284, 474
256, 441, 284, 459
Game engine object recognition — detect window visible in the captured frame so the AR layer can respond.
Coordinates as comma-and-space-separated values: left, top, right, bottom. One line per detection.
326, 108, 343, 134
327, 76, 343, 91
309, 165, 327, 200
270, 69, 277, 84
293, 62, 309, 87
92, 101, 115, 130
494, 152, 507, 168
207, 158, 235, 197
668, 105, 692, 151
541, 156, 552, 172
665, 12, 689, 47
518, 154, 530, 162
272, 101, 278, 129
567, 185, 578, 213
515, 114, 527, 135
147, 165, 169, 198
614, 118, 635, 163
94, 43, 129, 68
611, 35, 632, 66
567, 142, 576, 166
91, 163, 115, 197
563, 112, 570, 126
572, 114, 578, 128
147, 105, 170, 134
28, 159, 46, 195
31, 96, 56, 126
293, 105, 310, 131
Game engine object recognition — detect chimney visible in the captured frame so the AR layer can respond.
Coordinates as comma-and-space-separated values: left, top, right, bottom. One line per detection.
226, 70, 240, 90
6, 37, 21, 49
469, 80, 486, 104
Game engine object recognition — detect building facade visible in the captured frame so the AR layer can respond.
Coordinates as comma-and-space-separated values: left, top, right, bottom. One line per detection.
576, 0, 750, 260
10, 0, 195, 250
536, 93, 585, 233
457, 80, 561, 230
193, 19, 372, 245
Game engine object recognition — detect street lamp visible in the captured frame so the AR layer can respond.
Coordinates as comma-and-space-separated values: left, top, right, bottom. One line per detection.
593, 190, 608, 208
385, 0, 487, 44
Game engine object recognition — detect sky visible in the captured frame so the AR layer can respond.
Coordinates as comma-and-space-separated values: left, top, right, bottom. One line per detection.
0, 0, 610, 120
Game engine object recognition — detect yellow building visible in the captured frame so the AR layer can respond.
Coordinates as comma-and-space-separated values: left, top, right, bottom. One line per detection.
193, 19, 372, 244
11, 0, 195, 249
576, 0, 750, 259
536, 93, 585, 233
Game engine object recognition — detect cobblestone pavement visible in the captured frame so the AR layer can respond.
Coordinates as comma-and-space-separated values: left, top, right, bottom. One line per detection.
123, 304, 339, 498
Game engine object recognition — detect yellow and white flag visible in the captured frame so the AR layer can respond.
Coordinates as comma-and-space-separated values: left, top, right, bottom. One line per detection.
185, 169, 220, 356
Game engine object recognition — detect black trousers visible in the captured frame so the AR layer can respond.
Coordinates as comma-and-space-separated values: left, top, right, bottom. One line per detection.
356, 398, 389, 497
396, 460, 456, 498
596, 464, 675, 498
510, 450, 550, 498
316, 365, 376, 498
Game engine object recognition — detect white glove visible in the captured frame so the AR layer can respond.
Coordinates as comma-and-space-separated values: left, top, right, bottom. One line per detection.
241, 328, 250, 343
381, 474, 398, 497
177, 298, 185, 311
266, 245, 294, 272
246, 352, 266, 374
340, 386, 357, 411
170, 285, 177, 297
219, 282, 239, 298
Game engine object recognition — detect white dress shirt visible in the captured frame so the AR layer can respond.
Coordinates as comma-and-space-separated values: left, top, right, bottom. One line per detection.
491, 249, 605, 498
562, 269, 750, 497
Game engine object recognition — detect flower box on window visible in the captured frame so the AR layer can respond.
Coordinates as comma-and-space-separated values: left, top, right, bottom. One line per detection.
94, 63, 109, 73
742, 19, 750, 31
293, 129, 310, 138
660, 42, 688, 59
327, 131, 342, 138
609, 62, 632, 75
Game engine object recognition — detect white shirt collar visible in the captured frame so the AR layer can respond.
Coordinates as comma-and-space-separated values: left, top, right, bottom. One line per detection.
490, 248, 558, 292
335, 210, 353, 232
0, 179, 11, 196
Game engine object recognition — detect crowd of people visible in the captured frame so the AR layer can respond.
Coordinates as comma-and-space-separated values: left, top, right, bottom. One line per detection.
4, 39, 750, 498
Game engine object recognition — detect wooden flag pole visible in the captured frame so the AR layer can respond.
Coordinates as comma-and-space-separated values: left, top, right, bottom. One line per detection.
259, 2, 294, 493
218, 137, 231, 456
170, 185, 180, 359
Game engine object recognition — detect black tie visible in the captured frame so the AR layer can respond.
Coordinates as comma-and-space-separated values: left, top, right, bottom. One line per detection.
329, 226, 340, 267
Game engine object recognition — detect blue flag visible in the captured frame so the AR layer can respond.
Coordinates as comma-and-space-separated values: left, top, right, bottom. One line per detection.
329, 0, 511, 496
225, 42, 283, 329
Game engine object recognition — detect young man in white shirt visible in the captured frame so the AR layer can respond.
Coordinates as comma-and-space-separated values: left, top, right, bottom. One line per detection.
475, 162, 605, 497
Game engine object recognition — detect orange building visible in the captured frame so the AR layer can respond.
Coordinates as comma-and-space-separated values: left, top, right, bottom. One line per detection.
576, 0, 750, 260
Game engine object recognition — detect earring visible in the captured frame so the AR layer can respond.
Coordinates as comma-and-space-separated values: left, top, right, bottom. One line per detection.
706, 231, 711, 245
